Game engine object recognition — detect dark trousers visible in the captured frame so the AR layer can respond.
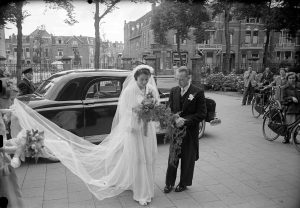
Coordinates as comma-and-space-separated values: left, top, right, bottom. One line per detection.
242, 84, 254, 105
165, 151, 195, 187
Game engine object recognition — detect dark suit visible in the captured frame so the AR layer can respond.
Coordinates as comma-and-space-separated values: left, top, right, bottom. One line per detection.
261, 72, 274, 85
165, 84, 207, 187
18, 78, 35, 96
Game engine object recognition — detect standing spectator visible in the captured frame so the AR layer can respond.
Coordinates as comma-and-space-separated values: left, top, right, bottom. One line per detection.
17, 68, 35, 96
261, 67, 274, 86
242, 66, 257, 105
267, 68, 287, 102
282, 72, 300, 143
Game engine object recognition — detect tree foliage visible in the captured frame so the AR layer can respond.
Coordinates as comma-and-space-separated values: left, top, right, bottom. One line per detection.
151, 1, 209, 66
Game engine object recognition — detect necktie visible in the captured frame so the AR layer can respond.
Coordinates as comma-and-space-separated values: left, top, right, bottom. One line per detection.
181, 88, 185, 96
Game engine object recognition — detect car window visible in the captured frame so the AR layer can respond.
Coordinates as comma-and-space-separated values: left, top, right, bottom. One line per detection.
35, 80, 54, 97
58, 81, 80, 101
85, 79, 122, 100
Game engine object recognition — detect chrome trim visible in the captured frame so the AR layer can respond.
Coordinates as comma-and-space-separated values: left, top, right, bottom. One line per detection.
36, 104, 83, 112
83, 102, 118, 107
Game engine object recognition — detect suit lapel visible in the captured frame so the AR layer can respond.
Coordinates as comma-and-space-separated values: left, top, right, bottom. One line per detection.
182, 85, 193, 112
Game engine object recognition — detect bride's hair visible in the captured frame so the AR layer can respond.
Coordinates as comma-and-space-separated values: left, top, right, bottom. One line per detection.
134, 68, 151, 80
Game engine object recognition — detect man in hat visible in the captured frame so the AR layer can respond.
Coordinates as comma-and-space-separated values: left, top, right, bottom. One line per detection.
17, 68, 35, 96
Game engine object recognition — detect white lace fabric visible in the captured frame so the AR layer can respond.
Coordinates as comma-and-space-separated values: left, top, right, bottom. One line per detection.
10, 65, 159, 202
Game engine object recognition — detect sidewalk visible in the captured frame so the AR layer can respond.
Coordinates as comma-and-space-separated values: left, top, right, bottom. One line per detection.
13, 92, 300, 208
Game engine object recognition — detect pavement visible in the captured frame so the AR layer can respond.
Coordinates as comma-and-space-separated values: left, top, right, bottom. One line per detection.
13, 92, 300, 208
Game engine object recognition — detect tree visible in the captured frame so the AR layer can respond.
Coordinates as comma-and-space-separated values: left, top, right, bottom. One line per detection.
0, 0, 77, 83
151, 1, 209, 66
210, 0, 235, 75
87, 0, 120, 69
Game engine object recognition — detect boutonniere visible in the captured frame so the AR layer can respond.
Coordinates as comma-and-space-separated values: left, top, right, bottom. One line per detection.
188, 93, 195, 101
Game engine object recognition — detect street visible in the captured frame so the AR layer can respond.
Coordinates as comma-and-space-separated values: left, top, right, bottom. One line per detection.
14, 92, 300, 208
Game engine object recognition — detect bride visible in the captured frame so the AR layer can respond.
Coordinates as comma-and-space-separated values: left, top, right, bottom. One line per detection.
8, 65, 159, 206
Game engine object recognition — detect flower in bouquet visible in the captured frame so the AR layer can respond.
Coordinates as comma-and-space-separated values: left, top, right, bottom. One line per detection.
23, 129, 45, 163
133, 91, 157, 136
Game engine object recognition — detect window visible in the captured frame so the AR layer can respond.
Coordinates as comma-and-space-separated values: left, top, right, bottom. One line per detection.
277, 51, 281, 60
58, 48, 63, 56
253, 30, 258, 44
85, 79, 122, 100
230, 34, 233, 44
58, 81, 80, 101
25, 48, 30, 57
72, 40, 78, 46
245, 30, 251, 44
242, 54, 246, 64
249, 18, 256, 23
252, 53, 259, 59
285, 51, 291, 60
58, 39, 62, 44
6, 50, 10, 54
45, 48, 48, 57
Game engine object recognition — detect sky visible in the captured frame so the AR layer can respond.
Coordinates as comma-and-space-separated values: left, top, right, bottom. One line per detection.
4, 0, 153, 42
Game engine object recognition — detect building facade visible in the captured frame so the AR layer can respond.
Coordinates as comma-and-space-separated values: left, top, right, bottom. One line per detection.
123, 5, 300, 74
4, 27, 124, 69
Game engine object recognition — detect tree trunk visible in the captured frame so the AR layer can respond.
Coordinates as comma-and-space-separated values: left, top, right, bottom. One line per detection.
176, 32, 183, 66
224, 3, 231, 75
16, 1, 23, 84
94, 0, 100, 69
263, 28, 270, 70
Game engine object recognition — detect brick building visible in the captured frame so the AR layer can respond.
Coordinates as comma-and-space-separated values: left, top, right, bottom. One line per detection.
123, 4, 300, 74
4, 27, 124, 69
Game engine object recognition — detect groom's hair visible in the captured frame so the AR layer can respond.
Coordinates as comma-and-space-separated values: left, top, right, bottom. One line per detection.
134, 68, 151, 80
177, 66, 191, 76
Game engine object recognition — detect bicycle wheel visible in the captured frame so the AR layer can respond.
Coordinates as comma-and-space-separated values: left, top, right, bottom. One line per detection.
262, 109, 283, 141
252, 96, 262, 118
291, 125, 300, 152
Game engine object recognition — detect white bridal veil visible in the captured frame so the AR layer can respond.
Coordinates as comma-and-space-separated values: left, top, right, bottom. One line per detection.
10, 65, 159, 200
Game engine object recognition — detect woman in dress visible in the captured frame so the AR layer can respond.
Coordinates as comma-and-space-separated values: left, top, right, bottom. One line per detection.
8, 65, 159, 206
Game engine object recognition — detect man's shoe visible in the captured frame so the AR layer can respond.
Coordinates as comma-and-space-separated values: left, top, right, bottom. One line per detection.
210, 118, 221, 126
282, 139, 290, 144
174, 184, 187, 192
163, 185, 173, 193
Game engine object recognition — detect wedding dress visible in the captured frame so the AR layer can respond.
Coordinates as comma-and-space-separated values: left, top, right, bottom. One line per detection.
9, 65, 159, 203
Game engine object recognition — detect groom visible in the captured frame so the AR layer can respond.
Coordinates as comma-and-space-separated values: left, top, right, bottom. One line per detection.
164, 66, 207, 193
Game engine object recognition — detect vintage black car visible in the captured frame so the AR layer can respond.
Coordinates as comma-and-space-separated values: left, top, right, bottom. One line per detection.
18, 69, 169, 143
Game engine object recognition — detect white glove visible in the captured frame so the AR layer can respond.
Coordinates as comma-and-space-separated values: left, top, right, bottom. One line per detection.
292, 97, 298, 103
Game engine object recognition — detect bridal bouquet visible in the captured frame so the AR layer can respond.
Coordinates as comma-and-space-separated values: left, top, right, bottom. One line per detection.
133, 94, 186, 166
152, 106, 186, 167
133, 91, 157, 136
23, 129, 45, 163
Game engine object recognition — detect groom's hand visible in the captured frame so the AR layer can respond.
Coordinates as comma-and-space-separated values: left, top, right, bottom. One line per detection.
175, 117, 185, 128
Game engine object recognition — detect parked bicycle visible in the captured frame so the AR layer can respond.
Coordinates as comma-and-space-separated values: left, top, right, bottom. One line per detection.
262, 103, 300, 152
252, 86, 281, 118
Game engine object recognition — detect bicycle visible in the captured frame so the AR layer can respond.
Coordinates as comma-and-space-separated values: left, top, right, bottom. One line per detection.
252, 86, 281, 118
262, 101, 300, 152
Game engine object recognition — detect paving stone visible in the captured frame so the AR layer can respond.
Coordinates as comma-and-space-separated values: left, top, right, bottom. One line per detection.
44, 188, 68, 201
69, 199, 95, 208
68, 190, 93, 203
190, 190, 220, 204
171, 198, 201, 208
21, 187, 44, 198
43, 198, 68, 208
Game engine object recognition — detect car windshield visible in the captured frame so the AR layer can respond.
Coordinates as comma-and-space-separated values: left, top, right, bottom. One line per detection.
35, 75, 63, 97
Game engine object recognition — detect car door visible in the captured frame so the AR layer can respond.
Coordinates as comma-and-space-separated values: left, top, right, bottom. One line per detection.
82, 77, 123, 143
38, 78, 85, 137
